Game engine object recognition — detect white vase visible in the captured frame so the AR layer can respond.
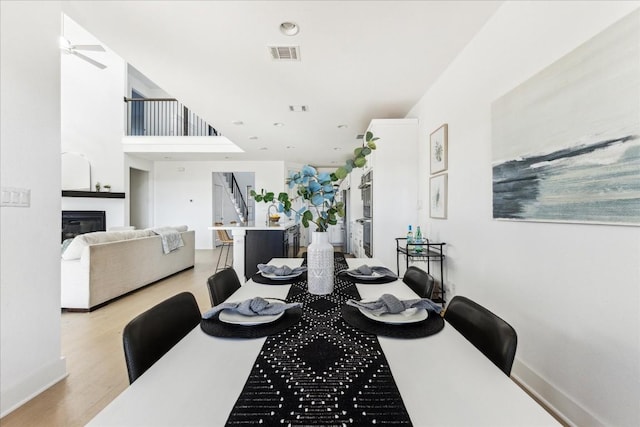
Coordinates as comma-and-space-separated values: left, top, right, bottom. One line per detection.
307, 231, 334, 295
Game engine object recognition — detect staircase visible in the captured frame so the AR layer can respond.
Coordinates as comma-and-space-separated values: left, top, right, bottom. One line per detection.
219, 173, 249, 225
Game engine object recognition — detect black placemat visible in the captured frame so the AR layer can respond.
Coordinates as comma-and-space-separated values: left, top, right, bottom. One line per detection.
250, 271, 307, 285
226, 252, 412, 426
337, 271, 399, 284
200, 307, 303, 338
341, 304, 445, 338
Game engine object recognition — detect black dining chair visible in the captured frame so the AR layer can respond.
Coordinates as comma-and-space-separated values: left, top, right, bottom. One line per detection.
207, 267, 242, 307
444, 296, 517, 376
122, 292, 201, 384
402, 266, 435, 298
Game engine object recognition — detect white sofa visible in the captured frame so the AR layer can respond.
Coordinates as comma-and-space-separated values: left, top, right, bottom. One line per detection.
61, 229, 195, 311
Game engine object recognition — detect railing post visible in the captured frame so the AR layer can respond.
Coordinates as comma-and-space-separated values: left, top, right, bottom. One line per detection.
183, 105, 189, 136
123, 97, 216, 137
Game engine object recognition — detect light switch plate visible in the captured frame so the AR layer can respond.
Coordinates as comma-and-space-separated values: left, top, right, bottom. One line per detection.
1, 187, 30, 207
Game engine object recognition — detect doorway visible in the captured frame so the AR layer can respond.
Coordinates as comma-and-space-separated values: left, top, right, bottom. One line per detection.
129, 167, 150, 229
211, 172, 255, 229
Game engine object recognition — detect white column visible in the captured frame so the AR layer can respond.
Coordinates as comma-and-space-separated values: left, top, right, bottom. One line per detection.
229, 228, 247, 282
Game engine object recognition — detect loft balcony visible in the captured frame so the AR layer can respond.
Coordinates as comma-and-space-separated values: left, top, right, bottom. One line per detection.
122, 97, 242, 158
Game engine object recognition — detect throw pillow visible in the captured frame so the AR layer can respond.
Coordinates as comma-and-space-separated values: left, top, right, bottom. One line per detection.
61, 235, 88, 260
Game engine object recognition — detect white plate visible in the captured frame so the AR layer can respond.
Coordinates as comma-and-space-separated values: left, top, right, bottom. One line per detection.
347, 271, 383, 280
260, 271, 303, 280
357, 306, 428, 324
219, 299, 285, 326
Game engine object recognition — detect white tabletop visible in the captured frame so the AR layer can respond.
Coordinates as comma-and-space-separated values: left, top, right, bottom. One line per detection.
89, 258, 557, 426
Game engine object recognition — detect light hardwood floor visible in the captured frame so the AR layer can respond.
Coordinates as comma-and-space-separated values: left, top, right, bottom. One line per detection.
0, 249, 219, 427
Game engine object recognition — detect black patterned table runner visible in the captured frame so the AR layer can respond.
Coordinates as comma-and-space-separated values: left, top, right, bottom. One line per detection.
226, 253, 412, 426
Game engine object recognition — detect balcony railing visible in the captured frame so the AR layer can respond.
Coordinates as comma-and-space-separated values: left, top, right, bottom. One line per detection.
124, 97, 218, 136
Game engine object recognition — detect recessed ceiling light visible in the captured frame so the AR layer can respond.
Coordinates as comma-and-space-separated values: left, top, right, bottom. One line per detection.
273, 122, 285, 127
231, 120, 244, 125
286, 145, 296, 149
249, 136, 259, 140
337, 124, 348, 129
333, 147, 342, 151
259, 147, 268, 151
280, 22, 299, 36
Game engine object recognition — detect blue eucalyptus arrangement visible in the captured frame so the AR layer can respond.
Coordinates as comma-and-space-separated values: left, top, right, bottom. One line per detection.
251, 132, 378, 232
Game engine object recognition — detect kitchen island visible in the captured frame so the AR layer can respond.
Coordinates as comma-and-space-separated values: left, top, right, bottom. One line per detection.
209, 222, 300, 280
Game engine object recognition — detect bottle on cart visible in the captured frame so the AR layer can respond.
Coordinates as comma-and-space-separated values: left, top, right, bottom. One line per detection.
415, 226, 423, 252
406, 225, 413, 244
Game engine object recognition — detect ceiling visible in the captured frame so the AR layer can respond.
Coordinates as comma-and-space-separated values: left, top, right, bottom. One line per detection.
62, 1, 502, 166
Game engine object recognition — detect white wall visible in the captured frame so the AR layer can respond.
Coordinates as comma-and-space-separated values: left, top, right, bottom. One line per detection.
0, 1, 67, 416
61, 14, 126, 220
154, 161, 286, 249
408, 2, 640, 426
61, 14, 126, 190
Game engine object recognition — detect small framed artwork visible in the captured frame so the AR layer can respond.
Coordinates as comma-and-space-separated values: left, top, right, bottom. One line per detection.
430, 173, 448, 219
430, 124, 448, 174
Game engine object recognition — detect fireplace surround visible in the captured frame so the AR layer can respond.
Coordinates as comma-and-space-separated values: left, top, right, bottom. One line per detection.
62, 210, 105, 242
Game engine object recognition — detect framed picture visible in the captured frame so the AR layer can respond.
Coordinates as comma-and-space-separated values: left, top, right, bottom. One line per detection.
430, 124, 448, 174
491, 10, 639, 225
430, 173, 447, 219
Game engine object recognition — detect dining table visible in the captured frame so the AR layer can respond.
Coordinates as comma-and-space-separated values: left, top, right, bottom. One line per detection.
89, 255, 558, 426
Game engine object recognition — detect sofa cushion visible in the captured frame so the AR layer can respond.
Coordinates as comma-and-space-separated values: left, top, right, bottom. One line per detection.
61, 230, 155, 260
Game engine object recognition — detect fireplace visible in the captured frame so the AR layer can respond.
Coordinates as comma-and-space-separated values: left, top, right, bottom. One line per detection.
62, 210, 106, 242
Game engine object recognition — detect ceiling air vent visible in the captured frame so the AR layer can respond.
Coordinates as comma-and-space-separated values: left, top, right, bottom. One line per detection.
269, 46, 300, 61
289, 105, 308, 112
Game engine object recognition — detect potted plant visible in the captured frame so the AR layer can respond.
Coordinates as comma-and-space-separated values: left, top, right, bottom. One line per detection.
251, 131, 378, 294
103, 184, 111, 192
95, 182, 101, 192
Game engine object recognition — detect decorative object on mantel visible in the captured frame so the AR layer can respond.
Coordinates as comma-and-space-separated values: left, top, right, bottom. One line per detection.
430, 124, 448, 175
61, 152, 91, 191
103, 184, 111, 192
252, 132, 379, 294
95, 182, 101, 192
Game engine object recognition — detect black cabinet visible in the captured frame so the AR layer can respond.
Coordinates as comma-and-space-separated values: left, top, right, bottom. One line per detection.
245, 225, 300, 278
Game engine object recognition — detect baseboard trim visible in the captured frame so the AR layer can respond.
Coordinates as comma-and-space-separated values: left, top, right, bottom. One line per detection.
511, 358, 605, 427
0, 357, 67, 418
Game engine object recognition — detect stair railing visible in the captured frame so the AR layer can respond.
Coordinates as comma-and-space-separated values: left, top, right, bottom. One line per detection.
124, 97, 218, 136
224, 173, 249, 224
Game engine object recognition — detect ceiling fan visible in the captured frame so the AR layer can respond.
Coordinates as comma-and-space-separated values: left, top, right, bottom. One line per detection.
60, 37, 107, 70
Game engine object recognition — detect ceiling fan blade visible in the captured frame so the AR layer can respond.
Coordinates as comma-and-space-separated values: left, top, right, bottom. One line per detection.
72, 51, 107, 69
71, 44, 105, 52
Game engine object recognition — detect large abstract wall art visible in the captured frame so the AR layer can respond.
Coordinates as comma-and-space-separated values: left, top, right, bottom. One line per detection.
492, 10, 639, 226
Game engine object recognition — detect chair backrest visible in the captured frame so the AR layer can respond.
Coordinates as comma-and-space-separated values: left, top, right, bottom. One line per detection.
214, 222, 233, 243
444, 296, 517, 376
402, 266, 435, 298
207, 267, 242, 306
122, 292, 201, 384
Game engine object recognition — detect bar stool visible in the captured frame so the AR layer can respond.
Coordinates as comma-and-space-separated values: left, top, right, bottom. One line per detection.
214, 222, 233, 271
